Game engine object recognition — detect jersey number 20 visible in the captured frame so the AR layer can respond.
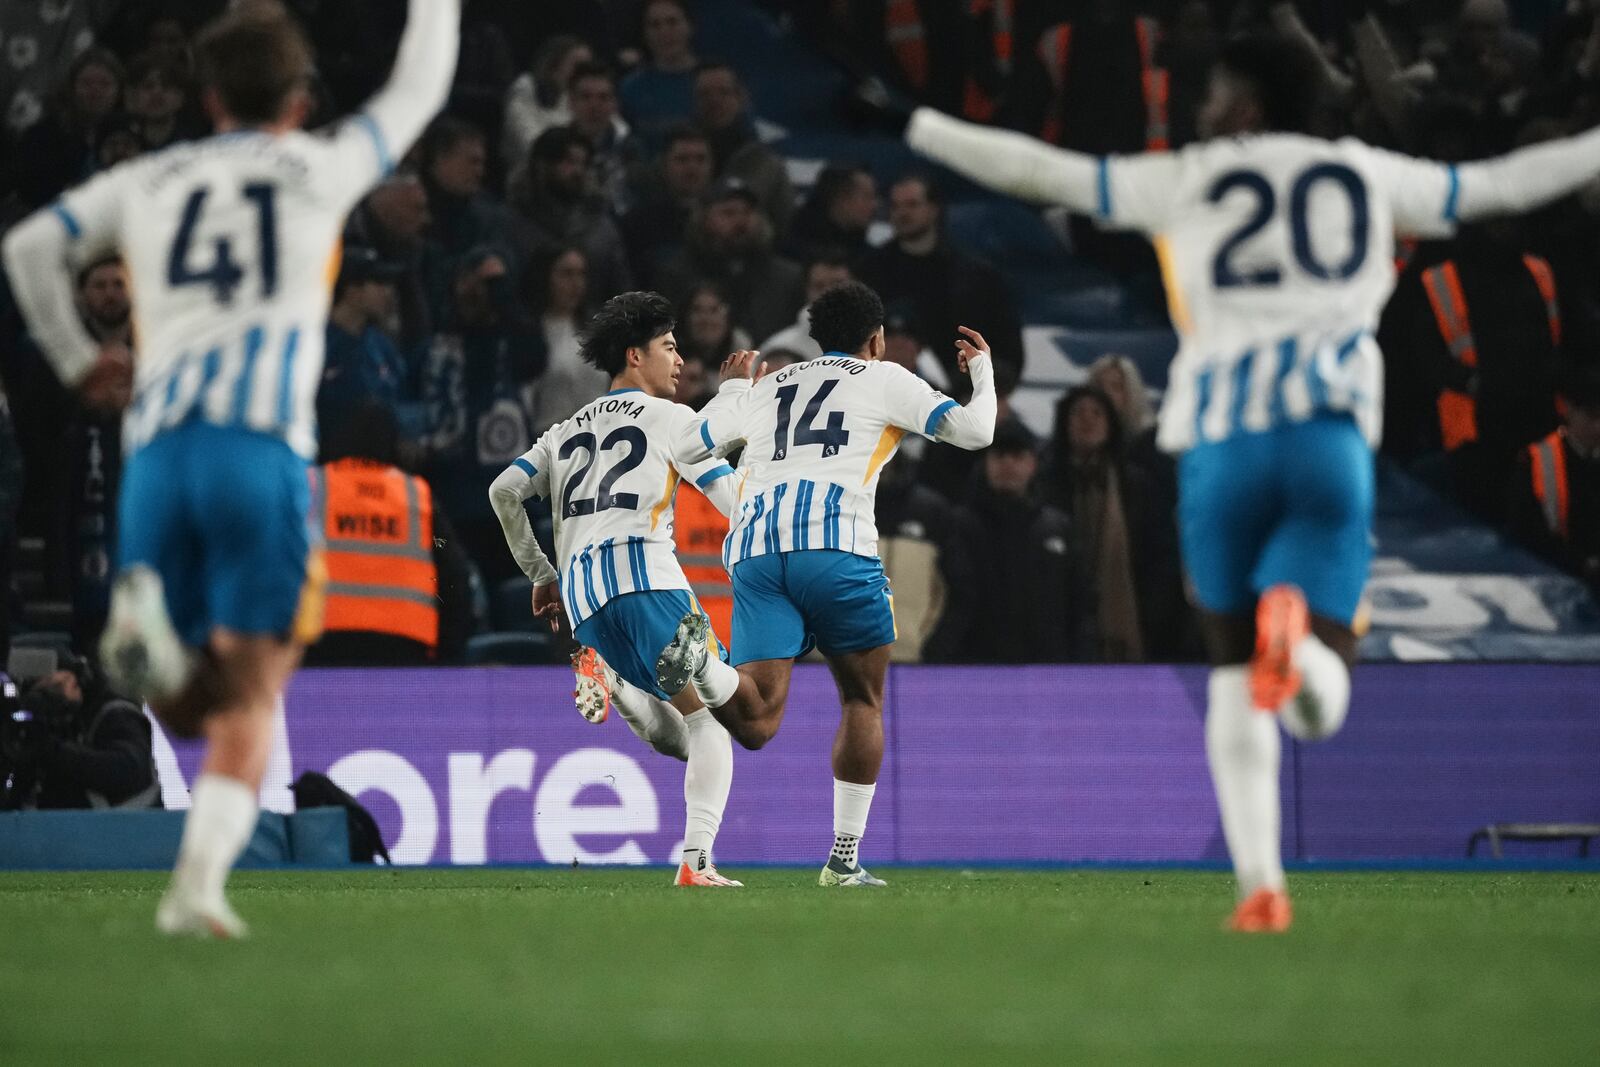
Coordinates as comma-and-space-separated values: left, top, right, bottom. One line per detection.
1207, 163, 1369, 288
167, 182, 279, 305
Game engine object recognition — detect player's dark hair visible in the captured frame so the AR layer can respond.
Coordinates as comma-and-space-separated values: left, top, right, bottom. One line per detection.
580, 291, 677, 375
194, 0, 311, 126
1215, 31, 1323, 135
808, 281, 884, 356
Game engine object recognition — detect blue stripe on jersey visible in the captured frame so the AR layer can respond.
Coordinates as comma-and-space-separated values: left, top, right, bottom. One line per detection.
579, 549, 600, 614
1097, 157, 1112, 219
353, 113, 393, 177
598, 539, 620, 598
567, 556, 581, 623
1304, 343, 1330, 413
628, 537, 651, 590
699, 420, 715, 453
740, 494, 765, 562
275, 328, 300, 425
764, 484, 788, 555
1227, 349, 1255, 435
696, 463, 735, 488
1268, 337, 1297, 427
1443, 165, 1461, 223
793, 479, 815, 551
1193, 369, 1215, 442
230, 325, 266, 424
924, 398, 958, 437
822, 484, 844, 550
513, 457, 536, 476
51, 202, 82, 239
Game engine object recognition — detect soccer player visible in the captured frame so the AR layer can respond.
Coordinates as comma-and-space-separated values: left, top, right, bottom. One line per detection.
488, 291, 743, 887
900, 29, 1600, 930
659, 281, 996, 887
1, 0, 459, 936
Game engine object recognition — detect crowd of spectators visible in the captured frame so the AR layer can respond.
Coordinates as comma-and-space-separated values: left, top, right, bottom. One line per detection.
1, 0, 1598, 669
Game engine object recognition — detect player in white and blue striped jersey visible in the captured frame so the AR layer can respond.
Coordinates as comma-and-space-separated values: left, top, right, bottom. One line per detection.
2, 0, 458, 937
903, 27, 1600, 931
658, 281, 996, 887
489, 292, 744, 887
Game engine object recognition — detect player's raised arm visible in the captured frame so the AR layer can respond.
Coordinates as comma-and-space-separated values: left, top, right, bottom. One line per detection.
488, 440, 560, 594
903, 108, 1182, 233
677, 349, 760, 464
877, 326, 996, 451
1, 168, 129, 404
324, 0, 461, 199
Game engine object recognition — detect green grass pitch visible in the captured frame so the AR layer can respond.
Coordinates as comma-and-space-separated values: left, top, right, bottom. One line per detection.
2, 867, 1597, 1064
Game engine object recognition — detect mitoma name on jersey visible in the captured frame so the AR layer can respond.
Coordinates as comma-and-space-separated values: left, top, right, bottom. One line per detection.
572, 396, 648, 427
775, 357, 867, 384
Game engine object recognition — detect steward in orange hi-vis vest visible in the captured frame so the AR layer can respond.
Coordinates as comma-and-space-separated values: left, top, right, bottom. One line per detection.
674, 481, 733, 645
309, 458, 439, 652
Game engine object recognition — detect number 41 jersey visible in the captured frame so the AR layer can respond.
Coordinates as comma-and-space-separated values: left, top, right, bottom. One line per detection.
507, 389, 737, 629
1093, 132, 1468, 454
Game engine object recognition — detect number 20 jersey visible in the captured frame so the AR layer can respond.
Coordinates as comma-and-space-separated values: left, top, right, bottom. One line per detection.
54, 124, 390, 459
696, 355, 958, 567
1093, 132, 1467, 453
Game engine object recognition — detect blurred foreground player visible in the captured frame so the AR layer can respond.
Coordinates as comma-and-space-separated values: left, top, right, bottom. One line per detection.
661, 283, 996, 887
1, 0, 459, 936
904, 23, 1600, 930
489, 292, 742, 887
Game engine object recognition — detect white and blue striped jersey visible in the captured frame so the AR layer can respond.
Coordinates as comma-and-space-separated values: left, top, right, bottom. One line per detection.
689, 355, 981, 566
1089, 134, 1473, 453
489, 389, 739, 629
0, 0, 459, 460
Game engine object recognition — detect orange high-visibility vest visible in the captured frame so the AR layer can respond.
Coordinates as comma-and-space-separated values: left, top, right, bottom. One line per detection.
1036, 17, 1169, 151
309, 459, 439, 650
1529, 429, 1570, 541
674, 482, 732, 646
886, 0, 930, 91
1421, 255, 1561, 452
963, 0, 1015, 121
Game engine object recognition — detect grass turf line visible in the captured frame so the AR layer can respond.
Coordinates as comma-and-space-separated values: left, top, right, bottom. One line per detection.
1, 868, 1596, 1065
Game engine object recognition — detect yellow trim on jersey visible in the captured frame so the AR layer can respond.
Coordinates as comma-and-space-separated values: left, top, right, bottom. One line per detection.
324, 240, 344, 292
862, 426, 906, 486
650, 468, 681, 532
291, 547, 328, 646
1153, 234, 1193, 335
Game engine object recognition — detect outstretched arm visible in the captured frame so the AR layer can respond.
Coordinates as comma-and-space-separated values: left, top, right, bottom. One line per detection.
880, 327, 996, 451
905, 107, 1102, 212
1454, 126, 1600, 220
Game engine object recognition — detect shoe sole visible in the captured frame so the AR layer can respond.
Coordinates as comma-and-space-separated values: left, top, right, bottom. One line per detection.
654, 612, 710, 695
100, 567, 190, 701
1250, 585, 1308, 712
571, 649, 611, 723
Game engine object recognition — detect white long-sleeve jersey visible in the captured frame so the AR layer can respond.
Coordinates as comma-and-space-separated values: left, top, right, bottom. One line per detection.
489, 389, 739, 630
906, 108, 1600, 453
1, 0, 459, 461
681, 352, 995, 567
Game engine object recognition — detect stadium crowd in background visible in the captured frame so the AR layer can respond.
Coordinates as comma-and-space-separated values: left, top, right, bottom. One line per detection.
2, 0, 1599, 667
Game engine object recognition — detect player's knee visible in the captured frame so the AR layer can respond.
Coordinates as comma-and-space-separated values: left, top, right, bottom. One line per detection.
1280, 690, 1349, 742
732, 715, 779, 751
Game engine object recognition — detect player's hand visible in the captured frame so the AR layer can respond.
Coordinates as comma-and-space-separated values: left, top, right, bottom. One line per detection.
80, 342, 133, 413
720, 349, 767, 384
531, 581, 565, 633
954, 326, 989, 374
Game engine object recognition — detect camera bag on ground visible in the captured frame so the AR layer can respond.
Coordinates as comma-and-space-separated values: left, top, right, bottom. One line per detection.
290, 771, 391, 864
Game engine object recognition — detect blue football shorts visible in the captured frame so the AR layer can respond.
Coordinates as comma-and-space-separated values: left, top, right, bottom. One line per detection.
1178, 413, 1374, 626
729, 549, 896, 665
117, 423, 320, 648
574, 588, 725, 699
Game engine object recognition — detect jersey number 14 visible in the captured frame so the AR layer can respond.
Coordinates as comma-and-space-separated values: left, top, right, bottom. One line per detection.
772, 380, 850, 461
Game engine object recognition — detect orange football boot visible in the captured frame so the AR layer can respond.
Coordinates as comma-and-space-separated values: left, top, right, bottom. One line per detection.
1227, 887, 1293, 933
571, 647, 612, 723
1250, 584, 1310, 712
674, 862, 743, 887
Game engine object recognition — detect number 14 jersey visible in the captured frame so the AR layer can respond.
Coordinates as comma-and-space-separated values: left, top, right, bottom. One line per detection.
692, 355, 959, 567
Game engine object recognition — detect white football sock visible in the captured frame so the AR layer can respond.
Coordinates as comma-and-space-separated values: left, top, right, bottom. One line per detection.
831, 779, 876, 867
611, 682, 689, 761
692, 656, 741, 710
1205, 666, 1285, 898
1280, 634, 1351, 741
681, 709, 733, 869
170, 773, 258, 904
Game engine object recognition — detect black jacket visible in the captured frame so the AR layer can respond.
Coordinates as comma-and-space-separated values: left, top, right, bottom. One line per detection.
956, 482, 1077, 663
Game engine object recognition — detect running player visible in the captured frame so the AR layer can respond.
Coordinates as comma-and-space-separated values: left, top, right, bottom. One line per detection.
659, 281, 996, 887
900, 28, 1600, 930
1, 0, 458, 936
488, 291, 743, 887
